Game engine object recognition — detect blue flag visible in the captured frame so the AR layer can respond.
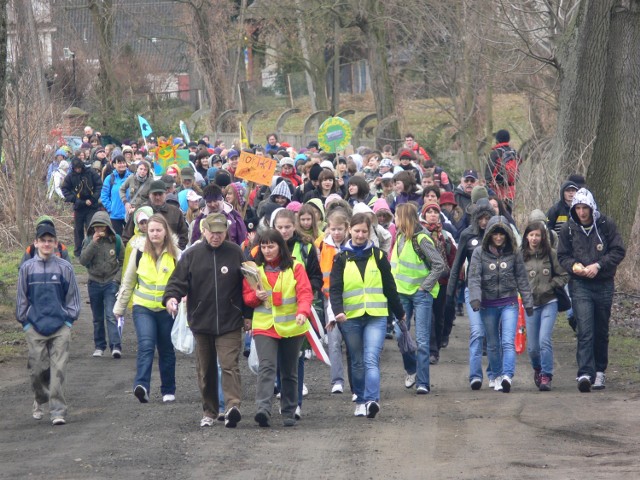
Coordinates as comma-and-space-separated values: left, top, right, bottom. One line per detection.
138, 115, 153, 137
179, 120, 191, 144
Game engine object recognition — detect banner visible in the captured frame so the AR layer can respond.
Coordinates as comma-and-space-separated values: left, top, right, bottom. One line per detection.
235, 151, 277, 186
152, 136, 191, 175
138, 115, 153, 138
318, 116, 352, 153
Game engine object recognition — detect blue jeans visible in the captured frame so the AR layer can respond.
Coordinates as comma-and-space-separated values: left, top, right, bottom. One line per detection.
132, 305, 176, 395
339, 315, 386, 403
396, 290, 433, 389
569, 279, 614, 379
525, 301, 558, 376
217, 360, 224, 413
88, 280, 120, 351
481, 303, 518, 378
465, 288, 496, 382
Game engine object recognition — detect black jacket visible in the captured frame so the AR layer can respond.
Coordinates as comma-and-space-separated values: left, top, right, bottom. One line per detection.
163, 240, 250, 335
61, 158, 102, 210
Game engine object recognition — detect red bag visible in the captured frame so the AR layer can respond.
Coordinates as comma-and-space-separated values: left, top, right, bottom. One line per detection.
515, 296, 526, 355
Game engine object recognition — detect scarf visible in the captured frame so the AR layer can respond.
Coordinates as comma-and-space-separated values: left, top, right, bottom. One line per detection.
425, 222, 447, 263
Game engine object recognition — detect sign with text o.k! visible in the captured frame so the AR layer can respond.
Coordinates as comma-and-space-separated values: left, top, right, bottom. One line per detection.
235, 151, 278, 186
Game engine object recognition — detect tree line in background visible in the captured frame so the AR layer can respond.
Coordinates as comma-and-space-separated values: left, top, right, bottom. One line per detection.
0, 0, 639, 284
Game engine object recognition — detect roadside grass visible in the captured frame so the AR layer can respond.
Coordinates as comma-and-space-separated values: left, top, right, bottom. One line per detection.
0, 249, 24, 362
553, 312, 640, 390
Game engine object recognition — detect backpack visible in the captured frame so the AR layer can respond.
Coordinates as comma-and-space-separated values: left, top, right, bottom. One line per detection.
490, 147, 519, 186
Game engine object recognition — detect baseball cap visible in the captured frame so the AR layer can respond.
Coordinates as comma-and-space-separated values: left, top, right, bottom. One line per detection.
463, 169, 479, 180
181, 167, 195, 180
187, 190, 202, 202
202, 213, 228, 233
149, 180, 168, 194
36, 223, 56, 239
380, 158, 393, 169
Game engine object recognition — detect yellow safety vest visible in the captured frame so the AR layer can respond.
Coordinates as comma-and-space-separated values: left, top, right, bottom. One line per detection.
133, 252, 176, 310
291, 241, 310, 267
252, 262, 308, 338
391, 234, 440, 298
342, 251, 388, 319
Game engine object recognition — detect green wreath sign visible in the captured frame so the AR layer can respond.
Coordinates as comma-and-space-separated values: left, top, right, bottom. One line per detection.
318, 117, 352, 153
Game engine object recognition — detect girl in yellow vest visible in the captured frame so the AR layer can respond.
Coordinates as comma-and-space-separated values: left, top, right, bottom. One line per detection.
391, 203, 445, 395
317, 209, 352, 395
242, 229, 313, 427
329, 213, 405, 418
114, 214, 181, 404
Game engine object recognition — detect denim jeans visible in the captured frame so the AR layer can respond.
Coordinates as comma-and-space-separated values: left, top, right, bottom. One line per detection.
88, 280, 120, 351
569, 279, 614, 379
525, 301, 558, 376
339, 315, 386, 403
481, 303, 518, 378
132, 305, 176, 395
394, 313, 416, 375
397, 290, 433, 389
465, 288, 496, 382
430, 286, 446, 357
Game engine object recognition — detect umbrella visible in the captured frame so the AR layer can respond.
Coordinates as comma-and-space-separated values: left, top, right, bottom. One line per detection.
395, 319, 417, 354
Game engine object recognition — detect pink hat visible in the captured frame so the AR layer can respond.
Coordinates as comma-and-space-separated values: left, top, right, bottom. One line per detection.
324, 193, 343, 208
286, 201, 302, 213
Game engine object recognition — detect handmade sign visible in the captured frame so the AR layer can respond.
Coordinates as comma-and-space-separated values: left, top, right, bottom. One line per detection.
318, 116, 352, 153
152, 136, 190, 175
235, 151, 277, 186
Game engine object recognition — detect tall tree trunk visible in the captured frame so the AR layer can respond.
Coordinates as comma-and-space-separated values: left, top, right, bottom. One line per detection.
0, 0, 7, 154
331, 18, 340, 115
552, 0, 616, 174
357, 0, 398, 148
295, 0, 324, 111
587, 4, 640, 244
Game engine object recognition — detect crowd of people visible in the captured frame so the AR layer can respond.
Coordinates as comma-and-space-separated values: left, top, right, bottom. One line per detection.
17, 126, 626, 427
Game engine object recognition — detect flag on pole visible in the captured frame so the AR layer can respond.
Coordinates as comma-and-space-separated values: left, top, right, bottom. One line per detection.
138, 115, 153, 138
239, 121, 249, 149
309, 308, 325, 340
304, 320, 331, 366
179, 120, 191, 144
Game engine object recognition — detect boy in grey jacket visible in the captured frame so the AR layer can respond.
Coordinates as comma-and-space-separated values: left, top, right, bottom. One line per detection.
17, 222, 81, 425
79, 211, 124, 358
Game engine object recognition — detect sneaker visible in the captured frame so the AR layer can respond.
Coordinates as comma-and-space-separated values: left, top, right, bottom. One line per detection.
331, 383, 344, 394
92, 349, 104, 358
134, 385, 149, 403
217, 412, 225, 421
200, 416, 214, 427
162, 394, 176, 403
501, 376, 512, 393
441, 336, 449, 348
533, 368, 541, 388
224, 406, 241, 428
302, 384, 308, 397
577, 375, 592, 393
51, 417, 66, 426
112, 348, 122, 359
470, 378, 482, 391
593, 372, 606, 390
295, 405, 301, 420
351, 393, 357, 402
283, 417, 296, 427
254, 411, 271, 427
276, 392, 281, 399
365, 401, 380, 418
494, 376, 503, 392
430, 355, 439, 365
489, 378, 496, 389
539, 375, 551, 391
32, 400, 44, 420
404, 373, 416, 389
416, 385, 430, 395
354, 404, 366, 417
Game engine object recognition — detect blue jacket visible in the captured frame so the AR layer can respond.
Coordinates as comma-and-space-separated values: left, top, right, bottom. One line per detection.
16, 255, 81, 336
101, 169, 131, 220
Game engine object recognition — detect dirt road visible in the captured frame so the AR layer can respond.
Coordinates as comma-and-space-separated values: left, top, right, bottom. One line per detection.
1, 273, 639, 479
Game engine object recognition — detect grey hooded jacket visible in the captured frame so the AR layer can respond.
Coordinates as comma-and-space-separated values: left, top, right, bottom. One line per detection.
79, 211, 124, 283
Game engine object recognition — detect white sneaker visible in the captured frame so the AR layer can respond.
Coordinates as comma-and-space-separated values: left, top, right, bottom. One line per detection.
111, 348, 121, 359
404, 373, 416, 388
489, 378, 496, 389
593, 372, 606, 390
200, 416, 214, 427
92, 349, 104, 357
365, 401, 380, 418
494, 376, 503, 391
302, 384, 308, 397
224, 406, 241, 428
351, 393, 357, 402
162, 394, 176, 403
51, 417, 66, 426
354, 404, 366, 417
295, 405, 301, 420
32, 400, 44, 420
276, 392, 281, 399
331, 383, 344, 394
501, 375, 512, 393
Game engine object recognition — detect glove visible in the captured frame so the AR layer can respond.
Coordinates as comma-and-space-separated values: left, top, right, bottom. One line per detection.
470, 300, 481, 312
525, 308, 534, 317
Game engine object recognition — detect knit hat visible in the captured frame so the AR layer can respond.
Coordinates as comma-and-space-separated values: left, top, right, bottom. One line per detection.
207, 167, 218, 181
286, 201, 302, 213
372, 198, 392, 214
320, 160, 335, 172
309, 163, 323, 181
471, 185, 488, 204
122, 145, 133, 154
214, 171, 232, 188
439, 191, 456, 206
280, 157, 295, 167
398, 148, 414, 160
324, 193, 343, 209
55, 148, 68, 159
422, 202, 441, 213
231, 182, 247, 206
270, 180, 292, 201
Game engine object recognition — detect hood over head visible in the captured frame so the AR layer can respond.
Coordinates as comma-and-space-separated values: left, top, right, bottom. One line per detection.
482, 215, 517, 252
71, 156, 85, 170
470, 198, 495, 233
372, 198, 392, 214
270, 179, 292, 202
87, 211, 116, 236
306, 198, 325, 221
570, 188, 600, 223
528, 209, 547, 224
559, 179, 580, 201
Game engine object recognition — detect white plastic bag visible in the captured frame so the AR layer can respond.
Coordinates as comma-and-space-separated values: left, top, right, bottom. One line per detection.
248, 337, 259, 375
171, 301, 194, 354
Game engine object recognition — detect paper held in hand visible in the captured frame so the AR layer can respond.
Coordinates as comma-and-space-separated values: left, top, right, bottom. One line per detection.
241, 261, 271, 308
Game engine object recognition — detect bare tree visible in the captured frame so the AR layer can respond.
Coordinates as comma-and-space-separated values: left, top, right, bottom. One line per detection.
0, 0, 8, 155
